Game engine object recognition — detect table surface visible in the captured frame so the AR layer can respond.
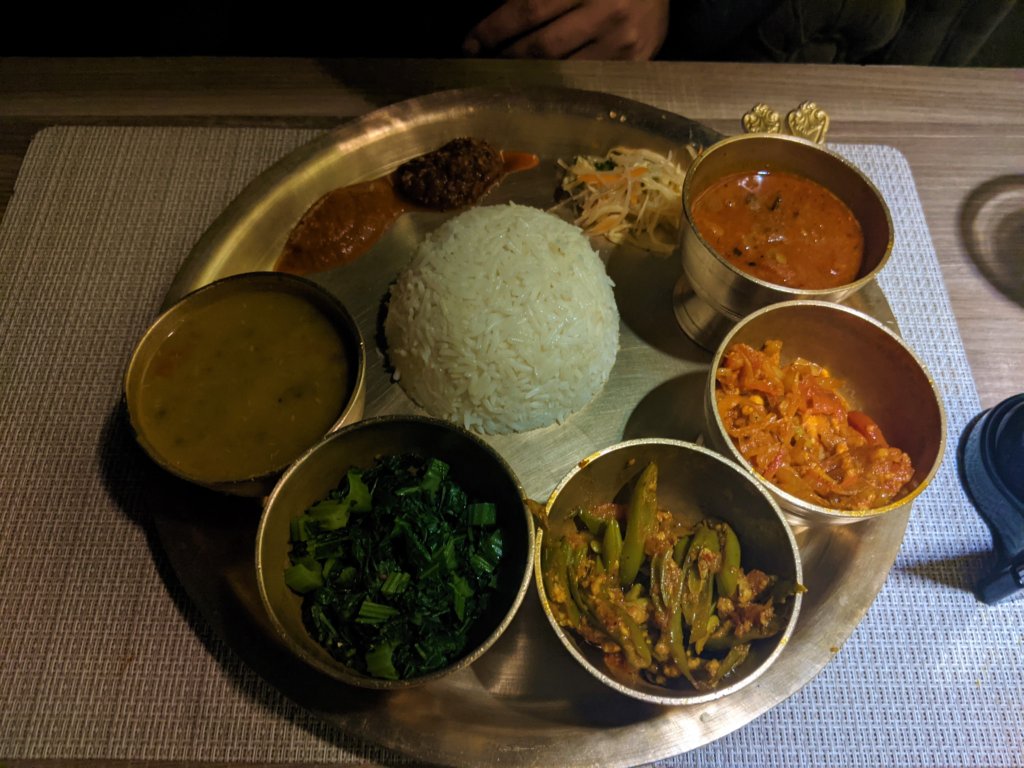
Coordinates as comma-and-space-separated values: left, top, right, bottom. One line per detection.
1, 57, 1021, 409
0, 58, 1022, 768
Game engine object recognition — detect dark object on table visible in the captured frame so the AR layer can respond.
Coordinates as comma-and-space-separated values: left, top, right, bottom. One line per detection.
959, 393, 1024, 604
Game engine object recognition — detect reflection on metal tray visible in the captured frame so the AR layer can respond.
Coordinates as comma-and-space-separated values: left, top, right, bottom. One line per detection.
152, 87, 909, 768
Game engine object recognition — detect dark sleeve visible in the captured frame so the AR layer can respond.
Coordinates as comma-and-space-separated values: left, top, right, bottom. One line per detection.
657, 0, 906, 63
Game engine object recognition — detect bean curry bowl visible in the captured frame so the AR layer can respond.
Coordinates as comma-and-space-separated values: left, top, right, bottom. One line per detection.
534, 439, 803, 705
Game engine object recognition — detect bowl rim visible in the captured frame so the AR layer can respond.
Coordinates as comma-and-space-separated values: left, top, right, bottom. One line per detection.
122, 270, 367, 493
681, 132, 895, 297
707, 299, 948, 521
534, 437, 803, 706
255, 413, 537, 690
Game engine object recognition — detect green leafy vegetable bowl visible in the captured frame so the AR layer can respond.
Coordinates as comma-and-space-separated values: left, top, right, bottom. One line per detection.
255, 415, 535, 689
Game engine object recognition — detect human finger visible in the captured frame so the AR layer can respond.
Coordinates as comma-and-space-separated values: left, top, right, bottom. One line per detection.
497, 4, 601, 59
463, 0, 581, 55
564, 0, 669, 60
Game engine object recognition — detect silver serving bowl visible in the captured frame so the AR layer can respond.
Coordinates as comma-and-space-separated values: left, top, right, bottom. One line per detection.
255, 415, 536, 689
123, 271, 366, 496
705, 301, 946, 525
675, 133, 894, 349
535, 438, 802, 706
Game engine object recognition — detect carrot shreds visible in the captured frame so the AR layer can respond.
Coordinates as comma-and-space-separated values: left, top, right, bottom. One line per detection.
555, 146, 696, 255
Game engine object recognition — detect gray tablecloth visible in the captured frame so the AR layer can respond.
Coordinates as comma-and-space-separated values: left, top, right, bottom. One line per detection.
0, 125, 1020, 767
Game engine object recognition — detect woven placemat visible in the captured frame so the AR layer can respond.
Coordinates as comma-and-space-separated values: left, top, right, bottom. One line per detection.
0, 126, 1020, 767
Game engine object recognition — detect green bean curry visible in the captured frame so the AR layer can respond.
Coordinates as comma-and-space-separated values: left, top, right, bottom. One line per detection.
540, 462, 800, 692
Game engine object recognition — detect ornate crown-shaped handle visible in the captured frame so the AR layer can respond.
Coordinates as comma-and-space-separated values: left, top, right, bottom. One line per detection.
742, 101, 829, 144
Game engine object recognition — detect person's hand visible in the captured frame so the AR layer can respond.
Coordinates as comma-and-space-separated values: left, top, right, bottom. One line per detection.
463, 0, 670, 61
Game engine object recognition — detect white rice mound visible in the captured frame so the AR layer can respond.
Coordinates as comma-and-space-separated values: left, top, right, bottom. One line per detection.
385, 203, 620, 435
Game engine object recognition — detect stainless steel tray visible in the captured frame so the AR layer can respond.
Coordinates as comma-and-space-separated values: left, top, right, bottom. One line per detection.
151, 87, 908, 767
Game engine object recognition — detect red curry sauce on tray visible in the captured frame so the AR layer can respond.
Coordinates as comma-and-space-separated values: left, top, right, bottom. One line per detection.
276, 138, 538, 276
690, 170, 864, 289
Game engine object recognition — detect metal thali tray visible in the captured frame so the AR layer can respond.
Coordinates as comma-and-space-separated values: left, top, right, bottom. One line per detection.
150, 87, 910, 767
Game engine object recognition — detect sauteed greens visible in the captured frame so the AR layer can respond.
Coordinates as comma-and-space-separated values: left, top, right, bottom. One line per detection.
285, 454, 504, 680
541, 462, 799, 691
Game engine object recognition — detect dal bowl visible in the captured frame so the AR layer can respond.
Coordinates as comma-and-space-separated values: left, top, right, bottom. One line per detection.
675, 133, 893, 350
535, 438, 802, 706
706, 301, 946, 525
255, 415, 535, 689
124, 271, 366, 496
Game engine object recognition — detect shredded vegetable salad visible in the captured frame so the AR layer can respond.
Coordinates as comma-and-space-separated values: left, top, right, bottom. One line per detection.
556, 146, 695, 255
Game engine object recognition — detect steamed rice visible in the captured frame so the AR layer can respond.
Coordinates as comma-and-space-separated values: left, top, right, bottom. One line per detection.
384, 203, 620, 435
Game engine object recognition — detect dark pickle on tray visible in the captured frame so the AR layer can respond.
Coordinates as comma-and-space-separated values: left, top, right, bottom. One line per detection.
540, 462, 804, 692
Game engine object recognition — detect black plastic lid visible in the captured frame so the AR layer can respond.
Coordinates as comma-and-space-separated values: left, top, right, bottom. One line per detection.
992, 396, 1024, 503
959, 393, 1024, 604
976, 554, 1024, 604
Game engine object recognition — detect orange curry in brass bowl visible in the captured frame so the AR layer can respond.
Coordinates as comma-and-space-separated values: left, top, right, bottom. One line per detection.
675, 134, 893, 351
690, 169, 864, 290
